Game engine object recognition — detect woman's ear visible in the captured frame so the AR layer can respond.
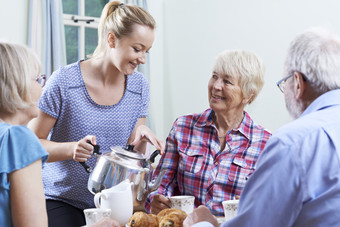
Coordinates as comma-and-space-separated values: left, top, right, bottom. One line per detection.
107, 32, 116, 48
243, 93, 254, 105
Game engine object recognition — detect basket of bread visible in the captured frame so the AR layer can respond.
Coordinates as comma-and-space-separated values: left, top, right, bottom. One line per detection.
127, 208, 187, 227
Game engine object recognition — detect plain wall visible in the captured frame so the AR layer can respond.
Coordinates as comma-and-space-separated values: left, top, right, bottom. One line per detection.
0, 0, 28, 44
148, 0, 340, 140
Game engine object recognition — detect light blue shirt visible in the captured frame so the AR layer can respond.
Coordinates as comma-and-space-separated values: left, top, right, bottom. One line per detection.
0, 124, 48, 227
193, 89, 340, 227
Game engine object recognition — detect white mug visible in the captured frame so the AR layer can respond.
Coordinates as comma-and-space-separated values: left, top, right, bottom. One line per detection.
222, 199, 239, 221
94, 180, 133, 226
169, 195, 195, 214
83, 208, 111, 226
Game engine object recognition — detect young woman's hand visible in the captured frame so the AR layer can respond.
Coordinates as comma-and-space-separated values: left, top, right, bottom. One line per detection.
130, 125, 165, 154
73, 135, 97, 162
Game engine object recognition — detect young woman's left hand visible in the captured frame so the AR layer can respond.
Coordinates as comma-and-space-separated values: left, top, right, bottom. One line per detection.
130, 125, 165, 154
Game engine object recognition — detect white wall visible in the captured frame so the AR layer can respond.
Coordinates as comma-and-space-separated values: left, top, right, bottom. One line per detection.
2, 0, 340, 141
148, 0, 166, 140
149, 0, 340, 139
0, 0, 28, 44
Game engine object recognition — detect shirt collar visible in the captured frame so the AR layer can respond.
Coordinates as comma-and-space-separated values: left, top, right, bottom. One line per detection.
194, 108, 214, 127
301, 89, 340, 117
195, 108, 253, 140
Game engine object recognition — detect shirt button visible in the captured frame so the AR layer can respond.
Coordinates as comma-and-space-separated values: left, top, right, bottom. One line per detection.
214, 162, 218, 165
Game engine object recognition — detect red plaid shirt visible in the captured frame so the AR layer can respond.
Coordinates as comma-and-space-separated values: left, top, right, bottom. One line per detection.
145, 108, 271, 216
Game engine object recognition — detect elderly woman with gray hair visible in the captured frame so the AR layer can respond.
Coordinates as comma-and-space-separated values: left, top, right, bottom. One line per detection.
145, 49, 272, 217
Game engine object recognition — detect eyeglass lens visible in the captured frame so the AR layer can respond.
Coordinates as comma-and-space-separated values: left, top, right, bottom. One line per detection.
36, 74, 46, 87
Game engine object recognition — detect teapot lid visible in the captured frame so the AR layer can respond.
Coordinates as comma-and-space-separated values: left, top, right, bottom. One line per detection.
110, 145, 146, 160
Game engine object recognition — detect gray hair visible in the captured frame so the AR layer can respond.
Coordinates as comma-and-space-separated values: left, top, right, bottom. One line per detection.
213, 50, 266, 104
284, 27, 340, 95
0, 42, 41, 113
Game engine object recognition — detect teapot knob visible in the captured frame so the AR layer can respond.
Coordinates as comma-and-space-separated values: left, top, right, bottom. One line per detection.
125, 144, 135, 151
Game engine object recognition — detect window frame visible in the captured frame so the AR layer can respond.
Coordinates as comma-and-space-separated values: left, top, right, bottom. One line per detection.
62, 0, 102, 61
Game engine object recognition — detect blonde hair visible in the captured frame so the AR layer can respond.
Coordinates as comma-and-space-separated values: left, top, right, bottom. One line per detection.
0, 42, 41, 113
213, 50, 266, 104
92, 1, 156, 58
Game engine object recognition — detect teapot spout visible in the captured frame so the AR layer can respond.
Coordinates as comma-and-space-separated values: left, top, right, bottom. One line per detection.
148, 169, 167, 192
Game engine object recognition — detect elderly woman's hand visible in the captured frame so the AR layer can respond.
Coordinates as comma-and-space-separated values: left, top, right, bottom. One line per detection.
130, 125, 165, 154
150, 194, 171, 214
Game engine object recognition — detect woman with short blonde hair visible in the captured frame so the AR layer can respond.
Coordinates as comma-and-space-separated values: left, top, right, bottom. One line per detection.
0, 42, 41, 113
147, 50, 271, 217
0, 41, 49, 227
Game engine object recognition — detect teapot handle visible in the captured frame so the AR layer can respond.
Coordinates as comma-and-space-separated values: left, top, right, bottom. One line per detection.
79, 141, 101, 173
149, 150, 161, 163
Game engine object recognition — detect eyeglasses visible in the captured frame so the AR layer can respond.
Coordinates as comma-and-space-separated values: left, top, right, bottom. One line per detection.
276, 72, 308, 93
276, 73, 294, 93
36, 74, 46, 87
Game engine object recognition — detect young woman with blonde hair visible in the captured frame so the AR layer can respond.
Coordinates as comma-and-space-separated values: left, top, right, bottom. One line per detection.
29, 1, 163, 226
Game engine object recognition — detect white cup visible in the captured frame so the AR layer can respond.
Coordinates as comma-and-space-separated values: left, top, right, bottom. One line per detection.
169, 195, 195, 214
222, 200, 239, 221
94, 180, 133, 226
83, 208, 111, 226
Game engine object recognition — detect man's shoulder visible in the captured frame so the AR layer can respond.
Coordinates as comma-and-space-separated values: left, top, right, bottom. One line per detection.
272, 107, 340, 148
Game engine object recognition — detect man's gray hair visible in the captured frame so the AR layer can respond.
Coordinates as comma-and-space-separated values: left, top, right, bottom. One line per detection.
284, 27, 340, 95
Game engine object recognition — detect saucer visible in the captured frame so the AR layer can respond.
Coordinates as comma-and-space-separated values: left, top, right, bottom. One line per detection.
217, 217, 225, 224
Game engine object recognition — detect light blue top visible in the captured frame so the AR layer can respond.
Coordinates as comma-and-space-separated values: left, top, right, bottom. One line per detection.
193, 89, 340, 227
39, 61, 150, 209
0, 124, 48, 227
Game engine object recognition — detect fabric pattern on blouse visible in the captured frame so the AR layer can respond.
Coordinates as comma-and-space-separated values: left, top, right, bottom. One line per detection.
39, 61, 150, 210
145, 108, 271, 216
0, 124, 49, 227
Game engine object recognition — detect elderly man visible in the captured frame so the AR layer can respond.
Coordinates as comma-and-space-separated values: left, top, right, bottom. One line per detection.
184, 27, 340, 227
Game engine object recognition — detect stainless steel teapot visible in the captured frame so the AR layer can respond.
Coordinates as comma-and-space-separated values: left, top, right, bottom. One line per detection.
87, 145, 166, 211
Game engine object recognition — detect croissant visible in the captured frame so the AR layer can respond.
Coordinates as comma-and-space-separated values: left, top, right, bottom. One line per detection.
128, 211, 158, 227
128, 208, 187, 227
157, 208, 187, 227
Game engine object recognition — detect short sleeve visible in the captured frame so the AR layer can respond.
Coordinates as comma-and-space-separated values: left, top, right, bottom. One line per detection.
38, 69, 63, 119
0, 125, 49, 174
139, 75, 150, 118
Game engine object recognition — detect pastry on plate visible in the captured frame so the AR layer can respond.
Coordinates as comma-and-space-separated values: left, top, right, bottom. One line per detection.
128, 211, 158, 227
157, 208, 187, 227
